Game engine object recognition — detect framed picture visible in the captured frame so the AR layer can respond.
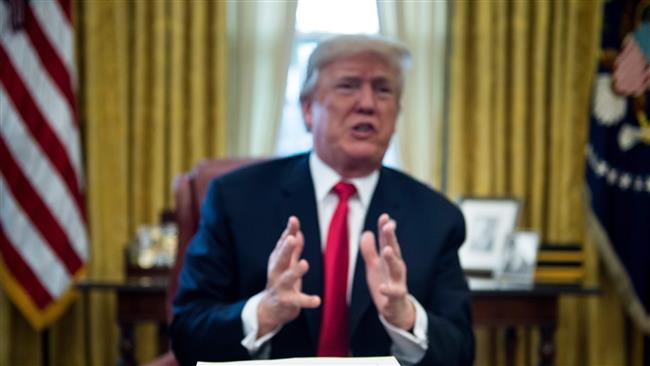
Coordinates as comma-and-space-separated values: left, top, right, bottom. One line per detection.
458, 197, 520, 274
496, 231, 540, 286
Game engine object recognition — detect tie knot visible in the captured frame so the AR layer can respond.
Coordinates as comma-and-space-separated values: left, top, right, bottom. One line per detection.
333, 181, 356, 201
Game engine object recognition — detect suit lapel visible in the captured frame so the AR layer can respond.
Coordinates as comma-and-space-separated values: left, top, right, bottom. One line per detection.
349, 168, 401, 339
280, 155, 323, 347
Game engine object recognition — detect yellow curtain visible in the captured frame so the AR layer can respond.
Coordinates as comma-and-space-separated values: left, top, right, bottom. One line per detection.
0, 0, 227, 365
448, 0, 638, 365
377, 0, 449, 188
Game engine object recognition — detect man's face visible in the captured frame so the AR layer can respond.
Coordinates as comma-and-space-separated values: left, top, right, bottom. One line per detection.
301, 52, 399, 177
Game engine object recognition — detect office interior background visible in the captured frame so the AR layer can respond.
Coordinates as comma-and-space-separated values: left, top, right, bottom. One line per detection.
1, 0, 648, 365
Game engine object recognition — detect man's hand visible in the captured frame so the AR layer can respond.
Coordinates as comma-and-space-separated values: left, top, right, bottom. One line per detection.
360, 213, 415, 331
257, 216, 321, 337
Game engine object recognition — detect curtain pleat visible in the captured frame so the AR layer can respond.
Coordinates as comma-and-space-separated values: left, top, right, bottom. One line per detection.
529, 2, 550, 236
210, 1, 227, 160
492, 0, 508, 195
188, 1, 209, 165
169, 0, 187, 184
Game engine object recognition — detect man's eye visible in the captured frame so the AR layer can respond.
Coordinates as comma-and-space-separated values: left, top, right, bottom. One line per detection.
336, 83, 356, 94
376, 86, 394, 97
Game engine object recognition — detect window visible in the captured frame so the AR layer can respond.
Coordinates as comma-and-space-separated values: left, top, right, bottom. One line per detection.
275, 0, 400, 168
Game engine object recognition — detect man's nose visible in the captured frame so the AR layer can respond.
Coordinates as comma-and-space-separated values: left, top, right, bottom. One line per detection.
356, 82, 376, 114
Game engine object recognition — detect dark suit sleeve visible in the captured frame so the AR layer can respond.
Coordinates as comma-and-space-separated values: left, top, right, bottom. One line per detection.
418, 208, 475, 366
170, 179, 251, 366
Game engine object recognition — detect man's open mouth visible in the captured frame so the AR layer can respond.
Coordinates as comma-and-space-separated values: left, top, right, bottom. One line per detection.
352, 123, 375, 133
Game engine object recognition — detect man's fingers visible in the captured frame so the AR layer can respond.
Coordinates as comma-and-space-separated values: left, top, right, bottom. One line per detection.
296, 293, 321, 308
379, 282, 407, 298
290, 229, 305, 264
360, 231, 378, 267
380, 218, 402, 259
378, 213, 390, 230
378, 213, 402, 258
276, 216, 300, 249
382, 246, 404, 282
273, 235, 297, 271
276, 228, 289, 248
278, 259, 309, 290
377, 214, 390, 249
277, 260, 320, 308
288, 216, 300, 236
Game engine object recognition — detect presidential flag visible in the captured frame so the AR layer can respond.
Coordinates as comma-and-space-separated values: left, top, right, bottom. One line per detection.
586, 0, 650, 333
0, 0, 88, 330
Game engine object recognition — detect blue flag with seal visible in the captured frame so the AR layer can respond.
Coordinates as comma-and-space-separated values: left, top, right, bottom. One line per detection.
586, 0, 650, 333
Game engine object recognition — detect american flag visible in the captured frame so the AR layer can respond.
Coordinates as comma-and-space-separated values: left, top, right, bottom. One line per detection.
0, 0, 88, 330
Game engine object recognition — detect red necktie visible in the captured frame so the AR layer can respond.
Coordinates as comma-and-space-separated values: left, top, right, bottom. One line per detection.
318, 181, 356, 356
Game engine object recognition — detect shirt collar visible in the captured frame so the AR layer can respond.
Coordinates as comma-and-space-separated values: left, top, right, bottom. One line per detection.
309, 151, 379, 207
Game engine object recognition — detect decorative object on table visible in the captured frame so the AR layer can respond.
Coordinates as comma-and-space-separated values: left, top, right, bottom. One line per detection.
534, 243, 585, 284
458, 197, 520, 275
495, 231, 540, 286
125, 211, 178, 277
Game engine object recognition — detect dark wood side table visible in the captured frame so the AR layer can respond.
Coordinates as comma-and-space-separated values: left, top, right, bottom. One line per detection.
77, 278, 168, 366
469, 279, 599, 366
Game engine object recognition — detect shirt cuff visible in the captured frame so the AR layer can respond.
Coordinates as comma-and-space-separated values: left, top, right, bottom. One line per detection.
378, 294, 428, 365
240, 291, 281, 356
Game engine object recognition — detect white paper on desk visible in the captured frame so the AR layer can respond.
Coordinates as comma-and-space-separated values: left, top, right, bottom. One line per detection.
197, 356, 400, 366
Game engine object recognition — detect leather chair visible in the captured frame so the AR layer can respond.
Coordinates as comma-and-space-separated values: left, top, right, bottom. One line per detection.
144, 157, 262, 366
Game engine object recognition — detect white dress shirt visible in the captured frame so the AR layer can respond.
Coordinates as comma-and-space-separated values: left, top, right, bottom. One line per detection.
240, 152, 428, 364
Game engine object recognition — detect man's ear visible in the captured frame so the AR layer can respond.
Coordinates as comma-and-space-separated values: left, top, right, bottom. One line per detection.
300, 97, 313, 132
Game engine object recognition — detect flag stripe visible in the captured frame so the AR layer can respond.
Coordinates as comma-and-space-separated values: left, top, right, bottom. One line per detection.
0, 48, 85, 216
0, 86, 88, 262
0, 229, 53, 310
0, 176, 71, 298
24, 5, 77, 120
55, 0, 71, 24
0, 18, 82, 185
0, 139, 83, 275
28, 1, 75, 91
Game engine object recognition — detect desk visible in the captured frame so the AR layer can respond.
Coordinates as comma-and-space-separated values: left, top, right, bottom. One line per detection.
469, 279, 599, 366
78, 278, 598, 366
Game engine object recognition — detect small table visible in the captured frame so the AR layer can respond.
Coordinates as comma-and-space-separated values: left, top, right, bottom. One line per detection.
78, 278, 598, 366
77, 277, 168, 366
469, 278, 599, 366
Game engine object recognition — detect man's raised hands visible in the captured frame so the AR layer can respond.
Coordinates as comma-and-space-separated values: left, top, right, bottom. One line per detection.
360, 213, 416, 331
257, 216, 321, 337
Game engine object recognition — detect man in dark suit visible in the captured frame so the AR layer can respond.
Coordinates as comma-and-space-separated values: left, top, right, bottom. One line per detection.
170, 34, 474, 366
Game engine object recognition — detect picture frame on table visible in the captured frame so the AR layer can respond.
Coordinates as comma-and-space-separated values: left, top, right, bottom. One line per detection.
458, 197, 520, 275
495, 230, 540, 286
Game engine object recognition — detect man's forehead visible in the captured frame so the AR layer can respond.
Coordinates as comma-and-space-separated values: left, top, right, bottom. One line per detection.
322, 55, 397, 79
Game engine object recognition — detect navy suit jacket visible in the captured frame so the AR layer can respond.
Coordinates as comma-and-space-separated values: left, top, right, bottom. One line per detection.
170, 153, 475, 366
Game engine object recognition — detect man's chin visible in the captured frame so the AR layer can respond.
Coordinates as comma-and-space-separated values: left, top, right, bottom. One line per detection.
346, 145, 386, 160
341, 150, 385, 170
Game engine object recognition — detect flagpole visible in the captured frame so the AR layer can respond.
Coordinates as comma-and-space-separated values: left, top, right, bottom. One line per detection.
643, 335, 650, 365
41, 328, 50, 366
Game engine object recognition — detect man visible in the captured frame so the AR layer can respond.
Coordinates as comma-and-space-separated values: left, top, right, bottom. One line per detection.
170, 34, 474, 366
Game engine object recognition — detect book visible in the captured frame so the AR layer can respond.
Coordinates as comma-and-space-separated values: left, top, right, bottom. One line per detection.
534, 244, 584, 284
197, 357, 400, 366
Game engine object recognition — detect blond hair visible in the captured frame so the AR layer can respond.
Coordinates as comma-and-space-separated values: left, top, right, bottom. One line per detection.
299, 34, 411, 101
